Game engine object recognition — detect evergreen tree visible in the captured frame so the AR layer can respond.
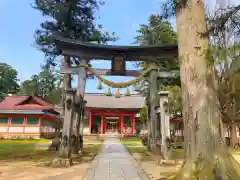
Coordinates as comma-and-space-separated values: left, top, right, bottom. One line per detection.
20, 69, 62, 105
0, 63, 20, 101
135, 15, 181, 119
159, 0, 240, 179
33, 0, 117, 68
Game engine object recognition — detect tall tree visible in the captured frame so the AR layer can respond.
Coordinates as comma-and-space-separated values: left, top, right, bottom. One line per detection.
0, 63, 19, 101
135, 14, 180, 96
20, 70, 62, 105
33, 0, 117, 157
135, 14, 178, 71
161, 0, 240, 179
33, 0, 117, 88
135, 15, 181, 156
207, 7, 240, 148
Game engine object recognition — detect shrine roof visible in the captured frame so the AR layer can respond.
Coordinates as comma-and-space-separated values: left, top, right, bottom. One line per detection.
52, 33, 178, 60
0, 95, 59, 115
84, 93, 145, 109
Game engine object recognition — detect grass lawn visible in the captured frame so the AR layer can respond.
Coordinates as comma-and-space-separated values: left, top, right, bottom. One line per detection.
0, 138, 101, 159
0, 139, 101, 167
120, 137, 143, 146
121, 137, 185, 159
232, 148, 240, 154
0, 139, 51, 159
121, 137, 149, 157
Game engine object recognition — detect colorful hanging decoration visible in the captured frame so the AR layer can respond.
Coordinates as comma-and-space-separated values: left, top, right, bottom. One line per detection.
105, 87, 112, 96
97, 80, 102, 90
115, 88, 121, 98
124, 87, 130, 96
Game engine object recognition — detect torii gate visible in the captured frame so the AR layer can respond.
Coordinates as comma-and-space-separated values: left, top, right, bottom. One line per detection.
51, 32, 178, 166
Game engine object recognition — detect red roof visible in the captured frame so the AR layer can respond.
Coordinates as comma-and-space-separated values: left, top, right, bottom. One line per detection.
0, 95, 54, 111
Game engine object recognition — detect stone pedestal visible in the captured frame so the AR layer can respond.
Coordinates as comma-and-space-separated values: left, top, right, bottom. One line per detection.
52, 157, 73, 168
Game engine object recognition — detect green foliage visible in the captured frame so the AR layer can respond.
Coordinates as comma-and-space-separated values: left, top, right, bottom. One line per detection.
135, 14, 178, 71
161, 0, 177, 19
159, 2, 240, 120
0, 63, 20, 101
20, 70, 62, 104
205, 5, 240, 37
134, 14, 181, 116
207, 9, 240, 122
134, 14, 180, 103
161, 1, 240, 37
140, 106, 147, 121
33, 0, 117, 68
161, 85, 182, 117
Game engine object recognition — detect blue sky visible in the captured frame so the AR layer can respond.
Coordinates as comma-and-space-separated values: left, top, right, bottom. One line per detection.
0, 0, 238, 93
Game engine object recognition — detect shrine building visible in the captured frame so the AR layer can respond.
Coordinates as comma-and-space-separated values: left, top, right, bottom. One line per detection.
0, 95, 61, 139
0, 94, 184, 138
83, 93, 144, 136
82, 93, 184, 137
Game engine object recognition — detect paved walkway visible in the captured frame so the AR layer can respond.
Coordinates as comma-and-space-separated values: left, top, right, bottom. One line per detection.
83, 137, 149, 180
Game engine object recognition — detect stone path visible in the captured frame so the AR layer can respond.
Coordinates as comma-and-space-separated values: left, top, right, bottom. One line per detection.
83, 137, 149, 180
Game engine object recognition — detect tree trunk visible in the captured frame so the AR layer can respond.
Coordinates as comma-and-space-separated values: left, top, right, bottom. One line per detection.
175, 0, 239, 179
230, 76, 238, 148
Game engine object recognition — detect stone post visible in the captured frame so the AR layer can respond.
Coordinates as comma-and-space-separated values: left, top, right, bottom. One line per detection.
158, 91, 170, 159
146, 63, 159, 153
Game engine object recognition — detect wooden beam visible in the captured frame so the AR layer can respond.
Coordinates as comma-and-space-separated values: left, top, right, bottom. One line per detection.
60, 66, 180, 78
60, 66, 141, 77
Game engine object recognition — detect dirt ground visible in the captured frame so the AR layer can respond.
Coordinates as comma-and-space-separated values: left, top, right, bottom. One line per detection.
0, 162, 90, 180
122, 137, 240, 179
132, 152, 183, 180
133, 150, 240, 180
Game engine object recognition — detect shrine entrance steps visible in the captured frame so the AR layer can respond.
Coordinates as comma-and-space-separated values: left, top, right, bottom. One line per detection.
83, 137, 149, 180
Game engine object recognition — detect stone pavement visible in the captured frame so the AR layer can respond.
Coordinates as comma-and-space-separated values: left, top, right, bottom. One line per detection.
83, 137, 149, 180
